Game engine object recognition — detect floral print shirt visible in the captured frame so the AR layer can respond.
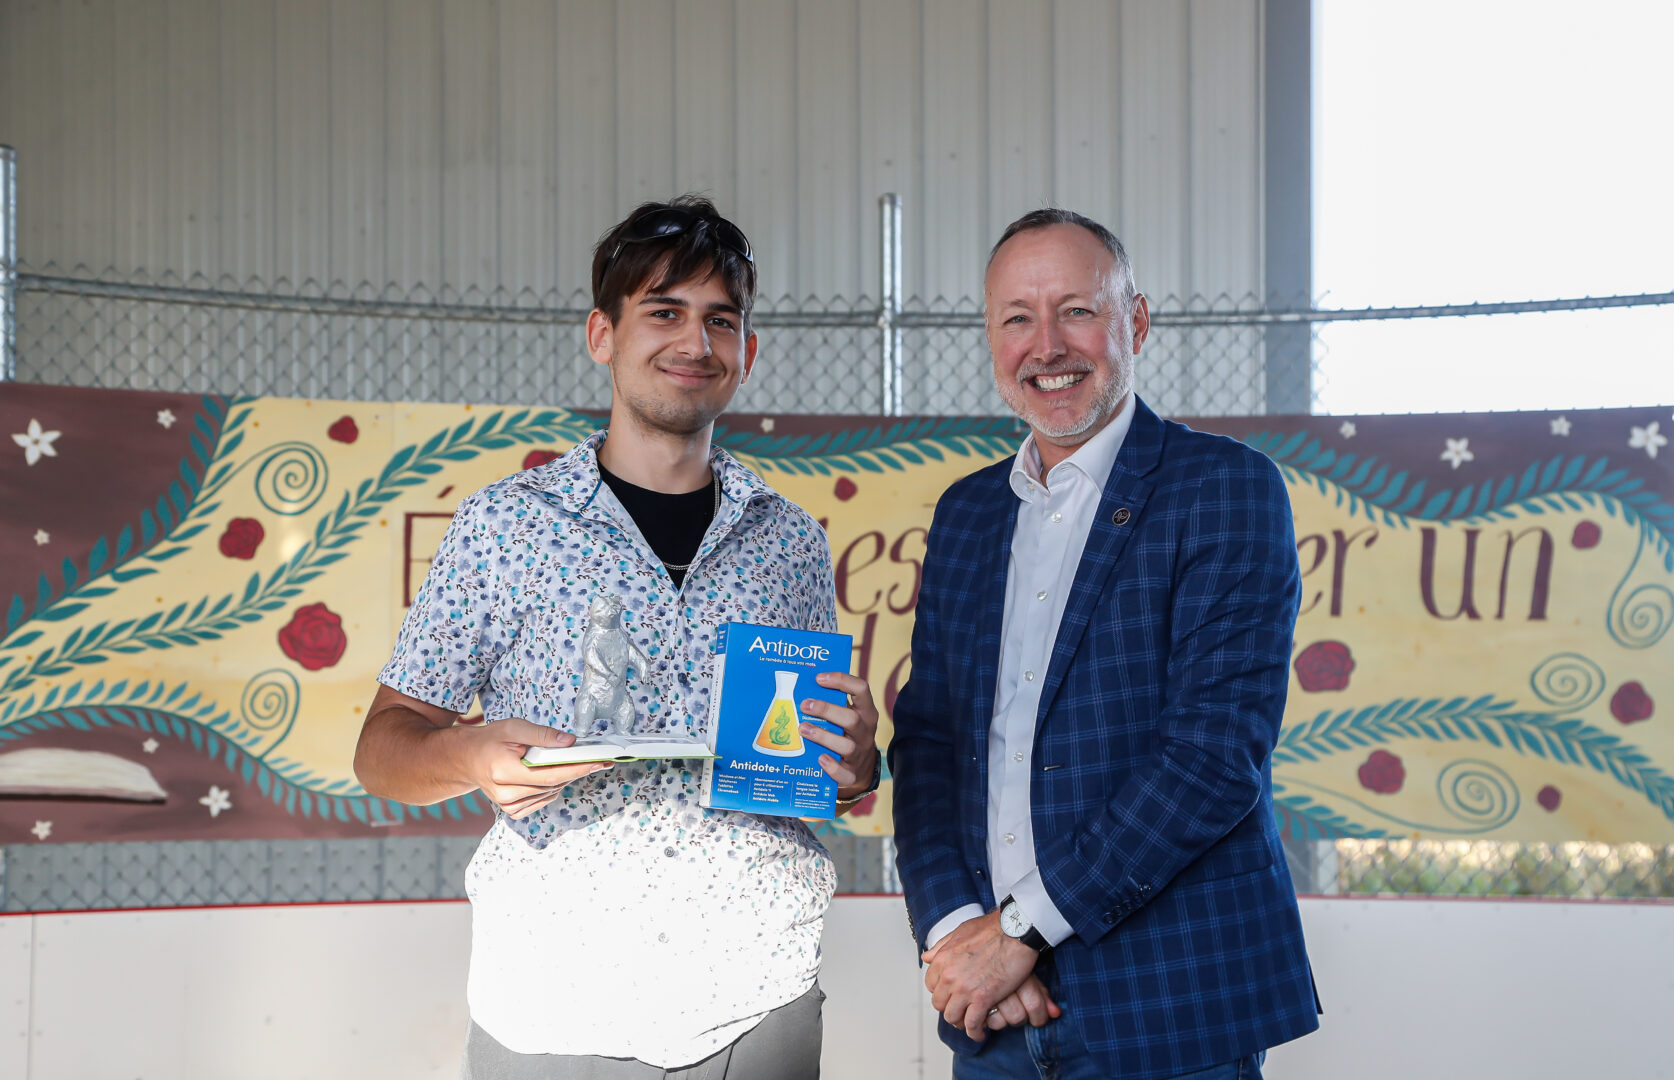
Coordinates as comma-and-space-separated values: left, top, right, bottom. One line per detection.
379, 431, 839, 1066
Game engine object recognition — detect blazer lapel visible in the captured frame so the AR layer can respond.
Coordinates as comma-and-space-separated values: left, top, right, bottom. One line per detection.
1036, 397, 1167, 721
966, 472, 1020, 764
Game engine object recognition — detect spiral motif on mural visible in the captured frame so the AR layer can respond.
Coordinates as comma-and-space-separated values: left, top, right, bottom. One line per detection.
1605, 529, 1672, 650
1528, 652, 1606, 711
253, 442, 329, 516
1609, 581, 1672, 650
1435, 759, 1519, 829
239, 668, 300, 757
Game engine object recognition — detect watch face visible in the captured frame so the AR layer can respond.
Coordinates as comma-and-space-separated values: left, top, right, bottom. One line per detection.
1000, 901, 1027, 937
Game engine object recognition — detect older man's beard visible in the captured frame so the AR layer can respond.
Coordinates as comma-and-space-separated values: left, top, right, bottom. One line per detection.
994, 334, 1133, 443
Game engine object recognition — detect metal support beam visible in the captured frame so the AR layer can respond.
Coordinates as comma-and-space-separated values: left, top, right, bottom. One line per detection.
1262, 0, 1315, 414
1, 146, 17, 382
878, 193, 904, 417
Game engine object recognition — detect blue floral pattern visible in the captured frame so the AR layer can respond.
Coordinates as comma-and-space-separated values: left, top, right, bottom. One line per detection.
380, 430, 839, 1065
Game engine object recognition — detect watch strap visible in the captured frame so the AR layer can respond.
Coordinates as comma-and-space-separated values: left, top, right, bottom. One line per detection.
1000, 894, 1051, 954
834, 754, 882, 807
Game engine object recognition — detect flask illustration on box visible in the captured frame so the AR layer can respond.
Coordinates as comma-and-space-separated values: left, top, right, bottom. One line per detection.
752, 671, 807, 757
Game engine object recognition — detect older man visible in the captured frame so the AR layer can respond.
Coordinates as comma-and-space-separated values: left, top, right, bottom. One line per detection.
891, 209, 1320, 1080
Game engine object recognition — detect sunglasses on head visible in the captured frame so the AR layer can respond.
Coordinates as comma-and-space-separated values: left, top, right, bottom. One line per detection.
606, 206, 754, 270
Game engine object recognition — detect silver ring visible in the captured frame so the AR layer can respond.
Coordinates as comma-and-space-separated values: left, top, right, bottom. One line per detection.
987, 1007, 1000, 1016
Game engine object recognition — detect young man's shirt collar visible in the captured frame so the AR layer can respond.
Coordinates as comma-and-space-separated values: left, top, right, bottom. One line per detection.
517, 428, 777, 518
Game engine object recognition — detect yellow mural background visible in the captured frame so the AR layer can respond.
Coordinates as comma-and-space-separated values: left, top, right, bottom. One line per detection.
3, 392, 1670, 843
1282, 478, 1673, 842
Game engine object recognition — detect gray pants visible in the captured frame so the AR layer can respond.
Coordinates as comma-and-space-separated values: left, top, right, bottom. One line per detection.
461, 984, 824, 1080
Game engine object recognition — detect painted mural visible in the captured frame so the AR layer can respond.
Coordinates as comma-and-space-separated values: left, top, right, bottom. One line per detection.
1, 384, 1670, 846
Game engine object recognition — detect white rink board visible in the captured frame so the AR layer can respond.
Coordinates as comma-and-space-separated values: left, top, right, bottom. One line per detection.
6, 895, 1672, 1079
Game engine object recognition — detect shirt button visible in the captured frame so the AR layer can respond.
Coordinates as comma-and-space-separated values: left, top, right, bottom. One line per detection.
664, 847, 677, 858
1035, 590, 1047, 602
1024, 670, 1036, 682
1004, 833, 1016, 844
1050, 512, 1063, 523
1013, 752, 1024, 763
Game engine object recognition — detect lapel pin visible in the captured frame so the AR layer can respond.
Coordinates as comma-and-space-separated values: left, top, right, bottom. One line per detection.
1112, 507, 1131, 526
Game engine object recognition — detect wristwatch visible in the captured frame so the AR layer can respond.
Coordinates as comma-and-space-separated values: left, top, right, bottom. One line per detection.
998, 894, 1050, 953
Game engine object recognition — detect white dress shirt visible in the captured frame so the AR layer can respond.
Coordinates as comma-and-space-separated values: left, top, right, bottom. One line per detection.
925, 393, 1136, 950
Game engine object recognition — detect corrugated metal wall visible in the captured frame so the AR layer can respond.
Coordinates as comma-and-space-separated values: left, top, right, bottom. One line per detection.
0, 0, 1267, 307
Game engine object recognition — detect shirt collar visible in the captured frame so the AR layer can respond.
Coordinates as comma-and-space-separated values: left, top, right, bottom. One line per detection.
1009, 392, 1137, 503
518, 428, 775, 516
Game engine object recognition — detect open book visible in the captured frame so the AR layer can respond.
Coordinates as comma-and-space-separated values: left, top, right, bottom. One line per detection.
0, 748, 168, 801
522, 733, 717, 767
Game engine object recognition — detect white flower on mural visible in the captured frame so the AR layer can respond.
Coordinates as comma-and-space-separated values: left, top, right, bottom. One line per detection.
199, 785, 232, 818
1338, 421, 1357, 439
1440, 437, 1475, 470
1629, 421, 1666, 460
33, 529, 50, 546
156, 408, 177, 429
142, 738, 159, 754
760, 417, 776, 433
1550, 416, 1571, 436
11, 419, 61, 466
31, 820, 52, 841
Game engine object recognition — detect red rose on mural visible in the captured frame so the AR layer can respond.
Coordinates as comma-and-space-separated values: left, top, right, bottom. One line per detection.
1357, 750, 1405, 795
523, 449, 562, 470
327, 415, 359, 443
1571, 521, 1601, 549
1609, 681, 1654, 724
218, 517, 265, 559
834, 477, 858, 501
1294, 640, 1355, 692
1537, 785, 1562, 812
846, 791, 878, 816
278, 602, 348, 671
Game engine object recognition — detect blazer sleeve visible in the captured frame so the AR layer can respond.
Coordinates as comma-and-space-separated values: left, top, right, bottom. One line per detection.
889, 499, 986, 952
1034, 449, 1302, 945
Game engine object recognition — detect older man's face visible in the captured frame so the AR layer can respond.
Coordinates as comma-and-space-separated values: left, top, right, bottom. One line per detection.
984, 224, 1147, 454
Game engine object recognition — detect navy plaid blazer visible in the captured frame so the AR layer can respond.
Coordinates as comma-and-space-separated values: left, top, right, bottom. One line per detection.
890, 397, 1320, 1079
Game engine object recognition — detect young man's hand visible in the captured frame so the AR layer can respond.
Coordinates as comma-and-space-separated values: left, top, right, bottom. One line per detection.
799, 671, 881, 801
467, 718, 613, 818
355, 684, 610, 817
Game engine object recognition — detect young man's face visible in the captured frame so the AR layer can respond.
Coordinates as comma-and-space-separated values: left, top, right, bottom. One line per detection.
587, 269, 758, 437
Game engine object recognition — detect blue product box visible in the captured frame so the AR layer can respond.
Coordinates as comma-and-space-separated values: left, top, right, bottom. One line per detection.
700, 621, 853, 819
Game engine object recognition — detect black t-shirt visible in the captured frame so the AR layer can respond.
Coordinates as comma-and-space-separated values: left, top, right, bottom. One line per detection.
597, 462, 717, 589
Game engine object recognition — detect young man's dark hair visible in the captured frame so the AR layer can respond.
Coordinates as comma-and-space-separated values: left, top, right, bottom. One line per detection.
590, 195, 758, 329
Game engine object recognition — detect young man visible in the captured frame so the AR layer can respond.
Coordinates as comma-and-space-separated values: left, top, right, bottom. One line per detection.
356, 197, 881, 1079
890, 210, 1319, 1079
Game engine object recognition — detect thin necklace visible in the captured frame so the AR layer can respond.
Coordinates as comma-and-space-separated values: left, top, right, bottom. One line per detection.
660, 470, 722, 573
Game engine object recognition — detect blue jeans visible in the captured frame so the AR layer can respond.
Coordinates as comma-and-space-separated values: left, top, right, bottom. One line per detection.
950, 1011, 1264, 1080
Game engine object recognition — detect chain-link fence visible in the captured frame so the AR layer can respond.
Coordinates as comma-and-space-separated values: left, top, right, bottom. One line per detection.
5, 197, 1674, 910
2, 264, 1289, 419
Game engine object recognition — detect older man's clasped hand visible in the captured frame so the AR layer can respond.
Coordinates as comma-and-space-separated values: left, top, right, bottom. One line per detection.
921, 908, 1062, 1041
